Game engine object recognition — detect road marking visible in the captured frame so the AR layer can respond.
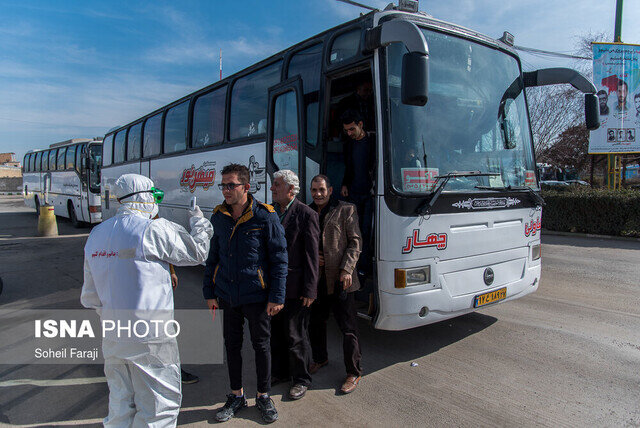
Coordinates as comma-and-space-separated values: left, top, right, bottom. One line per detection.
0, 233, 89, 242
0, 377, 106, 387
12, 417, 104, 427
6, 405, 219, 427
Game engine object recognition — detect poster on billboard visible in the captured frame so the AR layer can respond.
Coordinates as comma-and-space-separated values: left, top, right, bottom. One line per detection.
589, 42, 640, 154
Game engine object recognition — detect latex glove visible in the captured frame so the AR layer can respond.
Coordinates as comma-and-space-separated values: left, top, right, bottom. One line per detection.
188, 205, 203, 218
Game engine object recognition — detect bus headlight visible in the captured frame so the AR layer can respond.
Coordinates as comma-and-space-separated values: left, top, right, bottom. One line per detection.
395, 266, 431, 288
531, 244, 541, 261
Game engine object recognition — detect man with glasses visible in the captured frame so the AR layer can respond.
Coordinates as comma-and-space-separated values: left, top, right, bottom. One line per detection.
203, 164, 288, 424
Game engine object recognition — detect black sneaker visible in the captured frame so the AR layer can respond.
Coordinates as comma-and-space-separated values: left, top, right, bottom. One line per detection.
181, 369, 199, 384
215, 394, 247, 422
255, 394, 278, 423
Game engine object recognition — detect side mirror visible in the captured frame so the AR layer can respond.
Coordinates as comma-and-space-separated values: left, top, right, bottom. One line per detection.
584, 93, 600, 130
81, 158, 87, 169
402, 52, 428, 106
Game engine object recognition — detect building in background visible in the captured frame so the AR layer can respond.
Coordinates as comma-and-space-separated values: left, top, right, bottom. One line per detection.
0, 153, 22, 178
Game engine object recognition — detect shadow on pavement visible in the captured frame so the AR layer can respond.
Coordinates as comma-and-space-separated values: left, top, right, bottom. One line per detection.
175, 311, 496, 425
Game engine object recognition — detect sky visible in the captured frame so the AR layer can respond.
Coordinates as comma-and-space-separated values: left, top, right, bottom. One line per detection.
1, 0, 639, 162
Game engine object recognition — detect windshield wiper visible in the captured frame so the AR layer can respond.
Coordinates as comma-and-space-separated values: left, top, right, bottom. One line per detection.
475, 185, 545, 207
417, 171, 500, 216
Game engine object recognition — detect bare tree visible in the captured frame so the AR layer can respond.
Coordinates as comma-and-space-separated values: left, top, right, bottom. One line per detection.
526, 32, 609, 158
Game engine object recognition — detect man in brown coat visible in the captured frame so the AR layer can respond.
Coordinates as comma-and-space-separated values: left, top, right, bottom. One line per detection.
308, 174, 363, 394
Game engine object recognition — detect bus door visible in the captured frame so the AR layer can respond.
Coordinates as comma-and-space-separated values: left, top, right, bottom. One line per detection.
78, 145, 90, 222
266, 77, 306, 202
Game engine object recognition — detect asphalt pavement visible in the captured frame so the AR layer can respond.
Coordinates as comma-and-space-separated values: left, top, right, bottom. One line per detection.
0, 195, 638, 427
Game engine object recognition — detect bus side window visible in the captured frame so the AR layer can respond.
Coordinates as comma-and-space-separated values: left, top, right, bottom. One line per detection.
164, 101, 189, 154
143, 114, 162, 158
127, 122, 142, 160
272, 91, 300, 175
103, 134, 114, 167
75, 144, 84, 174
113, 130, 126, 164
192, 86, 226, 149
49, 149, 57, 171
42, 150, 49, 171
66, 145, 76, 170
329, 29, 360, 65
230, 60, 282, 140
287, 43, 322, 147
57, 148, 66, 171
35, 152, 42, 172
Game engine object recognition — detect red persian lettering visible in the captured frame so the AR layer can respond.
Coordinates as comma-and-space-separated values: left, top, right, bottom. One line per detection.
180, 164, 216, 192
402, 229, 447, 254
91, 250, 118, 259
524, 217, 541, 237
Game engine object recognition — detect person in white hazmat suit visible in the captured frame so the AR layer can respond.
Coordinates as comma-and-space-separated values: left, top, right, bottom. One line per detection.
81, 173, 213, 427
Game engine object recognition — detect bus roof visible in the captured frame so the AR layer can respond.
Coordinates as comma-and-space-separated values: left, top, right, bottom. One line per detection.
49, 138, 103, 148
104, 6, 517, 136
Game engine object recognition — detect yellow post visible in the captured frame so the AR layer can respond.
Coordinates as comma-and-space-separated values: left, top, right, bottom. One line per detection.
38, 205, 58, 237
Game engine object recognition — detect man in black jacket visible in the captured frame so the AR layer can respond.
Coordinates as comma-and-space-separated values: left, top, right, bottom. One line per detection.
340, 109, 374, 275
270, 169, 320, 400
203, 164, 288, 424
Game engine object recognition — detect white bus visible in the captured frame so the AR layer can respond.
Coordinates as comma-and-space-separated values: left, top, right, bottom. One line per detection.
100, 3, 599, 330
23, 138, 103, 226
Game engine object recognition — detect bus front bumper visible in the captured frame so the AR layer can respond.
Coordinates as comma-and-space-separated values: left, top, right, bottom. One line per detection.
374, 263, 540, 331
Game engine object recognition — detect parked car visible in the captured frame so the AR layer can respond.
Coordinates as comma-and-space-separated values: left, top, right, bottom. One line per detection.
540, 180, 570, 189
565, 180, 590, 187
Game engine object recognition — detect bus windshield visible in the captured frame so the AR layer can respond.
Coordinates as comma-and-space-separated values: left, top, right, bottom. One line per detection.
89, 144, 102, 194
386, 28, 536, 194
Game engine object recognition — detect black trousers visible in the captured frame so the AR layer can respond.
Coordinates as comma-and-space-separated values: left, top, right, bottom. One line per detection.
219, 298, 272, 393
309, 278, 362, 377
270, 298, 312, 386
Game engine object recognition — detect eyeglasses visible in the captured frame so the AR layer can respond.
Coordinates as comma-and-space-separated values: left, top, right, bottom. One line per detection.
218, 183, 244, 191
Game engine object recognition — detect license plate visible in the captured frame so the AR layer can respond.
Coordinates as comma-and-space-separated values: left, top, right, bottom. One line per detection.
474, 287, 507, 308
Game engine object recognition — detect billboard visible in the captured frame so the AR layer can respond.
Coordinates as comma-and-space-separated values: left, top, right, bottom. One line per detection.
589, 42, 640, 154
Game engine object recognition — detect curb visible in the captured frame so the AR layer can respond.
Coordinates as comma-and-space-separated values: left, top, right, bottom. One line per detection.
542, 229, 640, 243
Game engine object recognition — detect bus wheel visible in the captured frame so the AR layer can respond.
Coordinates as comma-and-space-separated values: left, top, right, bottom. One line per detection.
34, 196, 40, 216
68, 202, 81, 228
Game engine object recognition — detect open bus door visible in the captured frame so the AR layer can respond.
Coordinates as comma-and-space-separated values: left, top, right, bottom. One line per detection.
266, 77, 306, 203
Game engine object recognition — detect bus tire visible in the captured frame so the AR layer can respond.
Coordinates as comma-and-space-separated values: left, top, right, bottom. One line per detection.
34, 196, 40, 217
68, 201, 82, 228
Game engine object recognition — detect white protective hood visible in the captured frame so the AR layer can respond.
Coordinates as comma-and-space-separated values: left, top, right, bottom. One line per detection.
114, 173, 159, 219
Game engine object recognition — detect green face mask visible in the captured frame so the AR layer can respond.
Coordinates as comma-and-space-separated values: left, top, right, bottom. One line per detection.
118, 187, 164, 204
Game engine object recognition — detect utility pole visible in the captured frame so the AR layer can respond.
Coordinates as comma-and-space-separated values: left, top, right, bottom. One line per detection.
607, 0, 623, 188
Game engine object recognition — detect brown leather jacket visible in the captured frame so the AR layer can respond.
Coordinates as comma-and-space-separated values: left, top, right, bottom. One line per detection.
316, 200, 362, 294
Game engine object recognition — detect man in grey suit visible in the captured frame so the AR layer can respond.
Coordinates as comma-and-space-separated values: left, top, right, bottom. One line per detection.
308, 174, 363, 394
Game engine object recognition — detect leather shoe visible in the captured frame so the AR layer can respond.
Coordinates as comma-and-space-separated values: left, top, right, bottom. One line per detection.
288, 383, 307, 400
309, 359, 328, 374
340, 375, 361, 394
